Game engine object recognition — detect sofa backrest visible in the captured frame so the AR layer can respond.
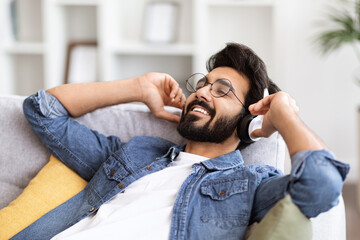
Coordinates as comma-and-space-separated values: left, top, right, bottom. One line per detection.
0, 95, 285, 209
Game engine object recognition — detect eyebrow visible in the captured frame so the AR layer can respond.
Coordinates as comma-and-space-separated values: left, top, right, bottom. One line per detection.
227, 80, 246, 104
208, 75, 246, 103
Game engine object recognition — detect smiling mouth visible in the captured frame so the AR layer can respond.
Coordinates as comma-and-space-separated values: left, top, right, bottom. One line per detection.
190, 106, 210, 116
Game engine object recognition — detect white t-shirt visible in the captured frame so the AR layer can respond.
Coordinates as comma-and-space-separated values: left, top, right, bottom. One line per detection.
52, 152, 208, 240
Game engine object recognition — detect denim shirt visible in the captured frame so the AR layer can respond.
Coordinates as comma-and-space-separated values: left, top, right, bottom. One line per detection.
12, 90, 349, 240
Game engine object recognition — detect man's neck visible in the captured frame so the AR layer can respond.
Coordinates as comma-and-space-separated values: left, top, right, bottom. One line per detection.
184, 136, 240, 159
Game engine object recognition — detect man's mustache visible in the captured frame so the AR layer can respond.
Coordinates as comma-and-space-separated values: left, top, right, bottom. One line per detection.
185, 100, 216, 117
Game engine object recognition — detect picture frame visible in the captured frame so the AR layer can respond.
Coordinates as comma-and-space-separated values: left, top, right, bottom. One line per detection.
143, 2, 179, 43
64, 41, 98, 84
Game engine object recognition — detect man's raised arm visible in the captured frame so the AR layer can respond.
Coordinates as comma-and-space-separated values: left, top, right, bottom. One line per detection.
248, 91, 326, 156
22, 73, 185, 180
46, 72, 186, 122
248, 92, 349, 221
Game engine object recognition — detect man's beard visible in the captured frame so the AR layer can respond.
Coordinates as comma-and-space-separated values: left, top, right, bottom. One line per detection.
177, 100, 242, 143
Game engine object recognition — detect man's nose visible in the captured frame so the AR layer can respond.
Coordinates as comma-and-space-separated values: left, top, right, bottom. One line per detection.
195, 85, 212, 102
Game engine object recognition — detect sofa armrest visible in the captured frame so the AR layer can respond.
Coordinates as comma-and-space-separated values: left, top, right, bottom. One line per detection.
0, 95, 50, 209
311, 195, 346, 240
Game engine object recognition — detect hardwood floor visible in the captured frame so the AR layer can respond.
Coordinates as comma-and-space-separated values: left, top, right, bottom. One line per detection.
343, 184, 360, 240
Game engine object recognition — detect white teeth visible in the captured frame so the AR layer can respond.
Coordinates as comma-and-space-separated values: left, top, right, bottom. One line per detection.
192, 107, 209, 115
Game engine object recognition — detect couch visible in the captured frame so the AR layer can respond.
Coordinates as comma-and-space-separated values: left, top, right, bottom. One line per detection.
0, 94, 346, 239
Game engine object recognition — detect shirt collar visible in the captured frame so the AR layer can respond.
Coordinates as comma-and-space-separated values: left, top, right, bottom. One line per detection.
161, 145, 244, 170
201, 150, 244, 170
158, 145, 185, 161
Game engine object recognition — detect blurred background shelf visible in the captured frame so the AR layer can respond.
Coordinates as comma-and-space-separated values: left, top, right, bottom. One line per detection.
207, 0, 275, 7
0, 0, 276, 96
54, 0, 98, 6
112, 43, 194, 56
4, 42, 44, 54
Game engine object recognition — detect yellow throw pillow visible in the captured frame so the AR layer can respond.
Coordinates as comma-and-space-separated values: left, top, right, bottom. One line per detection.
0, 155, 87, 239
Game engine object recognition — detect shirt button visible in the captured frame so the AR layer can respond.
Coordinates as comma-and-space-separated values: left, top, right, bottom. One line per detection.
110, 170, 115, 177
219, 191, 226, 197
146, 166, 152, 170
89, 207, 95, 212
119, 184, 125, 189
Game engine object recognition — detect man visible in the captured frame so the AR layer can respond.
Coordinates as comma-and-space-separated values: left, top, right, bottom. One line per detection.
14, 43, 348, 240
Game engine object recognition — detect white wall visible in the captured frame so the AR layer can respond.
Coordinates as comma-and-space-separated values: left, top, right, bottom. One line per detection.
275, 0, 360, 183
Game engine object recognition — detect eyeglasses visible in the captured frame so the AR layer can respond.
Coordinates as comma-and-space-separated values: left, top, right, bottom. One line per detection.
185, 73, 245, 107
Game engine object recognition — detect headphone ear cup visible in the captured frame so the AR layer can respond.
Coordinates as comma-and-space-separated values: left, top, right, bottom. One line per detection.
237, 115, 256, 144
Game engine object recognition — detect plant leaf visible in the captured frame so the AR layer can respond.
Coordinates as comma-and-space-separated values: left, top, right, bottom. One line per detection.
315, 0, 360, 54
316, 29, 356, 54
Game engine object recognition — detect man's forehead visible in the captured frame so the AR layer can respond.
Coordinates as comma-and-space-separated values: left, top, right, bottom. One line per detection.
207, 67, 244, 81
207, 67, 250, 95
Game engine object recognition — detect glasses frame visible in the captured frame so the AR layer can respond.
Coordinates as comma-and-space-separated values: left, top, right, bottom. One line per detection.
186, 73, 245, 108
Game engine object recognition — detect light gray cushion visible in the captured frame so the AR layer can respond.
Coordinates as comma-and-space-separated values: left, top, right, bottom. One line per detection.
0, 95, 50, 209
0, 95, 284, 209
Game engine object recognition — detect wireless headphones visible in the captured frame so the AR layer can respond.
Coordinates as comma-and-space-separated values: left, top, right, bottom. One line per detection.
237, 88, 269, 144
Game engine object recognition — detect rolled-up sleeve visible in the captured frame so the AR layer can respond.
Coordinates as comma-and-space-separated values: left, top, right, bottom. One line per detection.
23, 90, 124, 181
251, 149, 350, 223
288, 150, 349, 217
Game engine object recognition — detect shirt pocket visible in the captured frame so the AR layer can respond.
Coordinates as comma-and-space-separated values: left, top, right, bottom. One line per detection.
103, 156, 131, 182
200, 178, 250, 230
88, 156, 131, 205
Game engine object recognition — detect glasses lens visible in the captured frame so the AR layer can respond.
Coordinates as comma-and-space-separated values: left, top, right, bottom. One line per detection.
186, 73, 206, 93
212, 79, 231, 97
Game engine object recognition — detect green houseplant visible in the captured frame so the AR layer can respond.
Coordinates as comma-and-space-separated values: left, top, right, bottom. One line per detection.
316, 0, 360, 84
316, 0, 360, 214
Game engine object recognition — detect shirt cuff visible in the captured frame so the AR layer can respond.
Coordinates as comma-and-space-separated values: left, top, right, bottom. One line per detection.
35, 90, 70, 118
291, 149, 350, 181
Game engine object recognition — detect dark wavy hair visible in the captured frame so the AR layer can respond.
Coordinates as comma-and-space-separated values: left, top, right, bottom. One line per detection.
207, 42, 280, 111
206, 43, 281, 149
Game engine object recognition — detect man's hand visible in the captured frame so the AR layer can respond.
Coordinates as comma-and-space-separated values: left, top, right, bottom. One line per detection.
137, 72, 186, 123
248, 92, 299, 139
248, 91, 326, 156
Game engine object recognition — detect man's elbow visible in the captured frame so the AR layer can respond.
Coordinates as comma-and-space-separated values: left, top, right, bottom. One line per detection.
289, 151, 346, 218
23, 94, 37, 122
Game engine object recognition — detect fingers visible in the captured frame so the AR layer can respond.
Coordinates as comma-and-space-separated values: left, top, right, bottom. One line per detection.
165, 74, 179, 99
153, 109, 181, 123
164, 76, 186, 109
248, 94, 273, 115
250, 128, 275, 139
171, 88, 186, 109
248, 92, 299, 116
172, 87, 181, 102
250, 129, 262, 139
